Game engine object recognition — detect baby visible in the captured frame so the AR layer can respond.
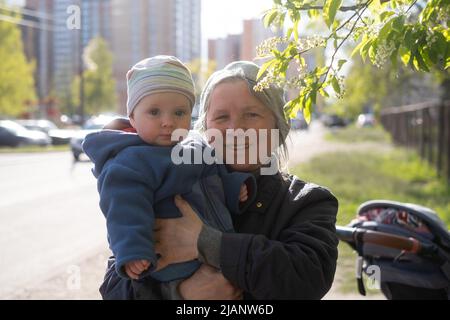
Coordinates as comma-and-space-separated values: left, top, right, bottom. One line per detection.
83, 56, 255, 285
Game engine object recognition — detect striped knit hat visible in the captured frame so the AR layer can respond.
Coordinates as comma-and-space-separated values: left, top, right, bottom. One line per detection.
126, 55, 195, 117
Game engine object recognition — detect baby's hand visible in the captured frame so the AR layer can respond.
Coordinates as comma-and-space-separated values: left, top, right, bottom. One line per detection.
239, 184, 248, 202
125, 259, 150, 280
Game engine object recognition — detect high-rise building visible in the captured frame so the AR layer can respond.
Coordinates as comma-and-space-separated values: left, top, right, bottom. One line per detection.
52, 0, 81, 96
24, 0, 112, 101
23, 0, 53, 102
81, 0, 112, 47
111, 0, 202, 113
52, 0, 112, 96
22, 0, 201, 115
175, 0, 201, 63
208, 18, 280, 71
208, 34, 241, 69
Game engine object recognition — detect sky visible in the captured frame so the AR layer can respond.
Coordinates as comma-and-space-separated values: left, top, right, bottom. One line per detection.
201, 0, 273, 39
6, 0, 24, 6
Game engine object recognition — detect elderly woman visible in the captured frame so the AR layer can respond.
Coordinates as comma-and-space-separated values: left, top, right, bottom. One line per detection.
100, 61, 338, 300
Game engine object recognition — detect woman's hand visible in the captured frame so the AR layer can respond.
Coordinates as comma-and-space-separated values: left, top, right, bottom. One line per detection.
178, 264, 243, 300
154, 195, 203, 271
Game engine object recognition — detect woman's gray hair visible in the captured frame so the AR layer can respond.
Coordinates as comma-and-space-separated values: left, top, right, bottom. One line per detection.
195, 61, 291, 170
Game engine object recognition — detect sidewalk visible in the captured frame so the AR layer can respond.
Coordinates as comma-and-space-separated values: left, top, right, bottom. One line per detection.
11, 245, 109, 300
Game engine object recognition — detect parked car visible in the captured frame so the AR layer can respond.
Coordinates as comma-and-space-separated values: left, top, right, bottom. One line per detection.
15, 119, 57, 132
356, 113, 376, 128
320, 114, 348, 128
70, 115, 121, 161
0, 120, 51, 147
16, 119, 75, 145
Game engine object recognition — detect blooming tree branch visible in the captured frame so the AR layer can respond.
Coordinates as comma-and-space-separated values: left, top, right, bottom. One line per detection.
255, 0, 450, 122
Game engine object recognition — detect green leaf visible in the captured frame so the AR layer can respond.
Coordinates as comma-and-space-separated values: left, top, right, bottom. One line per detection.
288, 44, 298, 57
416, 49, 431, 72
323, 0, 342, 28
420, 1, 436, 22
392, 16, 405, 33
290, 105, 300, 119
380, 11, 395, 22
273, 49, 281, 59
390, 47, 399, 69
288, 8, 300, 23
279, 60, 289, 78
337, 59, 347, 70
399, 48, 411, 67
283, 100, 294, 118
319, 88, 329, 98
298, 55, 306, 67
256, 59, 275, 80
442, 28, 450, 41
332, 19, 340, 32
360, 38, 373, 61
303, 96, 312, 124
317, 66, 328, 75
263, 9, 278, 27
428, 43, 439, 64
370, 0, 382, 11
293, 20, 299, 42
368, 40, 378, 64
286, 27, 294, 39
434, 31, 447, 53
284, 97, 302, 119
352, 36, 369, 57
279, 12, 286, 28
331, 76, 340, 94
378, 19, 393, 40
308, 9, 320, 18
310, 88, 317, 105
420, 46, 433, 66
393, 0, 399, 9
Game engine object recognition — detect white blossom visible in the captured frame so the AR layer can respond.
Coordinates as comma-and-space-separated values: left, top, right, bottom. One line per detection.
374, 40, 395, 68
256, 37, 288, 58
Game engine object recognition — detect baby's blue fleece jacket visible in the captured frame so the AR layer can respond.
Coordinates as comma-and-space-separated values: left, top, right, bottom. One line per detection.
82, 130, 256, 282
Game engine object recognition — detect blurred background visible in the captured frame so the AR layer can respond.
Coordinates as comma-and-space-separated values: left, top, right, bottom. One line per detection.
0, 0, 449, 299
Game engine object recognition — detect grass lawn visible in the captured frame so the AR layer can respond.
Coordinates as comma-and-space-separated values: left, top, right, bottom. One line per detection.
291, 148, 450, 294
325, 125, 392, 144
0, 145, 70, 153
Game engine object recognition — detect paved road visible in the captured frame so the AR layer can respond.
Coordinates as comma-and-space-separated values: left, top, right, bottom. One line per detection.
0, 152, 108, 298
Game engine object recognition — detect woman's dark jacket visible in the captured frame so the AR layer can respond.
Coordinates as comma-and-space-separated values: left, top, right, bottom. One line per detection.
99, 169, 338, 300
216, 171, 338, 299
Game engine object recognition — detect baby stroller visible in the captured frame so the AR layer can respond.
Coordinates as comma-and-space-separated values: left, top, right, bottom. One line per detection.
336, 200, 450, 299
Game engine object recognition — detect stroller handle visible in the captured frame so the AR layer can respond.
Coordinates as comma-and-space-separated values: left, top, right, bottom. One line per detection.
336, 226, 427, 254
